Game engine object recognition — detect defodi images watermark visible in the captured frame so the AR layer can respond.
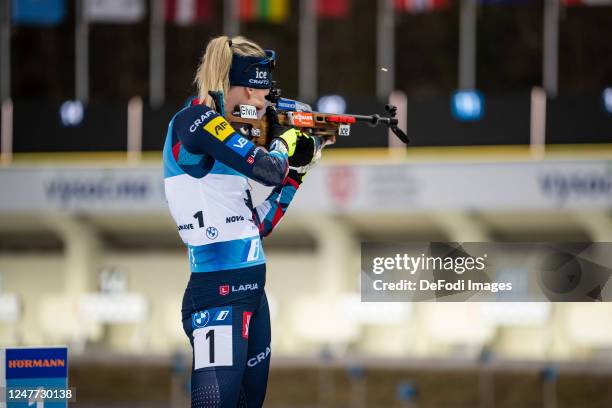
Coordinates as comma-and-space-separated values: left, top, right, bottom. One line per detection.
361, 243, 612, 302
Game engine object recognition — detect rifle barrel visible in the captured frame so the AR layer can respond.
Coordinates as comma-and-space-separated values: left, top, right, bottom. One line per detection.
347, 114, 398, 127
311, 112, 398, 127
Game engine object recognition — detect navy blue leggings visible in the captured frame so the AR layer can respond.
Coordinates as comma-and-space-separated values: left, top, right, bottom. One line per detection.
182, 265, 271, 408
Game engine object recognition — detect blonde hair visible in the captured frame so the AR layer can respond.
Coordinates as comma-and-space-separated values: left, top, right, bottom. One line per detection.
195, 35, 266, 107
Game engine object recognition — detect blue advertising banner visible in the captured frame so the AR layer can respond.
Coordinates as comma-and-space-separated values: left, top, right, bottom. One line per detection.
11, 0, 66, 25
2, 347, 68, 408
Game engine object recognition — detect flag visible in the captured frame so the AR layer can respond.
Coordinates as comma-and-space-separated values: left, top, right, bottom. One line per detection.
84, 0, 146, 23
317, 0, 350, 19
11, 0, 66, 25
240, 0, 289, 23
165, 0, 213, 25
394, 0, 450, 13
562, 0, 612, 5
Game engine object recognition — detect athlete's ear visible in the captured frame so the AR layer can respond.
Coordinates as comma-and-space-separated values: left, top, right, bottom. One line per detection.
245, 87, 255, 98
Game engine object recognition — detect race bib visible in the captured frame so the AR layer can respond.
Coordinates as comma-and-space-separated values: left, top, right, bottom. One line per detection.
192, 307, 233, 369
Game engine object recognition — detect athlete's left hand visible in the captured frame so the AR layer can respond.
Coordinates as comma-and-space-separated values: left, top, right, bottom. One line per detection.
289, 133, 316, 167
288, 135, 322, 183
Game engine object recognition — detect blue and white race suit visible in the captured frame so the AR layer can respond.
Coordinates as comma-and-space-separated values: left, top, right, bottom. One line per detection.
163, 100, 302, 408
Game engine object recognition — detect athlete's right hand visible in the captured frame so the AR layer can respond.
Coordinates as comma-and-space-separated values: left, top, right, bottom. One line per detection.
266, 105, 290, 139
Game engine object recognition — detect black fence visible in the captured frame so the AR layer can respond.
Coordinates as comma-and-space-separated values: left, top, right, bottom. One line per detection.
6, 91, 611, 153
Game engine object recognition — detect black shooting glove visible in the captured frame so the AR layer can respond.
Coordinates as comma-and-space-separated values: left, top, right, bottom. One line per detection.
287, 135, 322, 184
290, 134, 316, 168
265, 105, 291, 139
266, 105, 314, 162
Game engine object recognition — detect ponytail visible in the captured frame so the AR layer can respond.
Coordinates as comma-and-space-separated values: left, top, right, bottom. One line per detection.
195, 35, 266, 107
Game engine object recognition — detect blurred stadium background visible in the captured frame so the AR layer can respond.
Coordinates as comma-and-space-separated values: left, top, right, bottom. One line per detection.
1, 0, 612, 407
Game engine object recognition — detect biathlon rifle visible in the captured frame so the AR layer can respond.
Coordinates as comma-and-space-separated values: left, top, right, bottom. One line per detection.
209, 82, 409, 148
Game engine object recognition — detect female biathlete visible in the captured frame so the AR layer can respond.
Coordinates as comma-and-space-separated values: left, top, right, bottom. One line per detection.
162, 35, 320, 407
